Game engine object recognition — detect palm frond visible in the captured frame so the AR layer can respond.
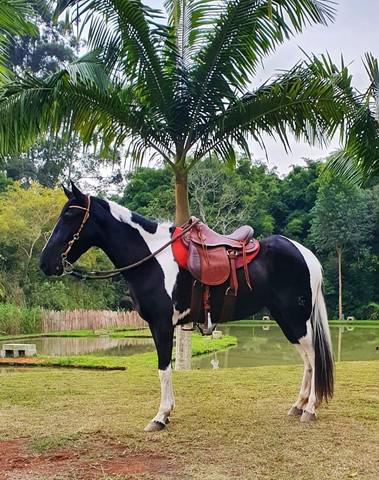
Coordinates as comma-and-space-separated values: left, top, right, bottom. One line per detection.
0, 53, 174, 161
54, 0, 175, 120
194, 55, 354, 162
186, 0, 336, 149
327, 53, 379, 184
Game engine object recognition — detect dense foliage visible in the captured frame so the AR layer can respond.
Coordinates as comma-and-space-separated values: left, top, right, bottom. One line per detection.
0, 179, 122, 312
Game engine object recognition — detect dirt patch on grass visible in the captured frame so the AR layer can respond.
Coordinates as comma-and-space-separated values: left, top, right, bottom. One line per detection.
0, 437, 177, 479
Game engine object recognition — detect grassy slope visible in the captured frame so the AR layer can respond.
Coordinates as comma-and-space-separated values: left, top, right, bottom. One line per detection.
0, 361, 377, 479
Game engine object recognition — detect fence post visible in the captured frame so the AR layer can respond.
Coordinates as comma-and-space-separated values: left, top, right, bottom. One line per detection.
175, 325, 192, 370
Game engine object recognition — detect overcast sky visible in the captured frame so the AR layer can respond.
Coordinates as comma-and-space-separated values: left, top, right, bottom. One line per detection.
149, 0, 379, 174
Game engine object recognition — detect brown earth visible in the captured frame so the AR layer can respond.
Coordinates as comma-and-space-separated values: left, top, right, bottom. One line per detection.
0, 358, 44, 365
0, 437, 178, 480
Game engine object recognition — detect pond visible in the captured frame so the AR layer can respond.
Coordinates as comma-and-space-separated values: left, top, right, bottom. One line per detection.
1, 325, 378, 367
0, 336, 155, 357
192, 324, 379, 369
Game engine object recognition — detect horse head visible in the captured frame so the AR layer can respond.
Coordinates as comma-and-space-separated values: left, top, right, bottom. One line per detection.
40, 182, 100, 276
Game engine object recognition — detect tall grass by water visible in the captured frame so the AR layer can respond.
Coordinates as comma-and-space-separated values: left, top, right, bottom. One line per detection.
0, 303, 42, 335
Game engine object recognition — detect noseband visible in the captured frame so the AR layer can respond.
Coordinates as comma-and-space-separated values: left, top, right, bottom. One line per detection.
61, 196, 91, 274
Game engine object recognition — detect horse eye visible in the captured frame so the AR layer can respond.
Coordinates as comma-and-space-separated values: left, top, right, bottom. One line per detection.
63, 209, 79, 221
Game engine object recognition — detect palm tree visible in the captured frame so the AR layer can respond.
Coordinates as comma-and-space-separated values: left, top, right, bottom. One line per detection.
328, 53, 379, 185
0, 0, 373, 223
0, 0, 37, 76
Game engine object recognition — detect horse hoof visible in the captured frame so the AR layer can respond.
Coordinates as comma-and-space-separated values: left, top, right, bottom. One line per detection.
300, 410, 317, 423
144, 420, 167, 432
288, 406, 303, 417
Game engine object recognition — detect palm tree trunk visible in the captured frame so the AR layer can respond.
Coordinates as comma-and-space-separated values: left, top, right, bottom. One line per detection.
174, 168, 190, 225
173, 165, 192, 370
337, 246, 343, 320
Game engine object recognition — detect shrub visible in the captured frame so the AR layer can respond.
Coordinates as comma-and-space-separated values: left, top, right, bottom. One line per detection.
0, 303, 41, 335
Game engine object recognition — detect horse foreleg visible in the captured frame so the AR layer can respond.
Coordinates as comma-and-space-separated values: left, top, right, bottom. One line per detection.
288, 344, 312, 416
144, 322, 175, 432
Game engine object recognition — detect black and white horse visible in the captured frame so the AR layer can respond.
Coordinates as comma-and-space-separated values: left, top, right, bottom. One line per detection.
40, 183, 334, 430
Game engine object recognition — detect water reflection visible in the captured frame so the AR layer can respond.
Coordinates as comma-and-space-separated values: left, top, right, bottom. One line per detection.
192, 325, 379, 369
0, 336, 155, 357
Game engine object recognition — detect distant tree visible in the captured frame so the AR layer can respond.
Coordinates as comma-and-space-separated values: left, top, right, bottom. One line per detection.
310, 175, 375, 319
189, 157, 278, 235
7, 0, 76, 76
4, 136, 124, 192
119, 157, 279, 235
272, 160, 321, 244
119, 166, 175, 220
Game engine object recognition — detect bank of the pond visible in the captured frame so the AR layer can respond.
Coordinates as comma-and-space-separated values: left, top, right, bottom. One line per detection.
0, 361, 377, 480
0, 333, 237, 370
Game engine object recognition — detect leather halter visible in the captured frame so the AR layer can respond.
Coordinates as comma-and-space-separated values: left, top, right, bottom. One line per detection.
61, 196, 91, 273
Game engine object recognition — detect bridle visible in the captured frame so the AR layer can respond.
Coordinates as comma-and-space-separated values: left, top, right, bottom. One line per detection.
61, 196, 91, 273
60, 195, 199, 280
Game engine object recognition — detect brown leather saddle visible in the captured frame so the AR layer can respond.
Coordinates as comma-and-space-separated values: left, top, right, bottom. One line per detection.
181, 217, 260, 334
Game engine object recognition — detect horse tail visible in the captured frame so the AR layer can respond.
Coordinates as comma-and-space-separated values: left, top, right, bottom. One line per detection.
312, 278, 334, 404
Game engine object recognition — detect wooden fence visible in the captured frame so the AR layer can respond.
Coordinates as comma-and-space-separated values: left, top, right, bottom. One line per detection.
41, 309, 146, 333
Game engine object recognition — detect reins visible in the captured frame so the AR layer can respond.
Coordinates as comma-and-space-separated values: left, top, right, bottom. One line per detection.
61, 196, 198, 280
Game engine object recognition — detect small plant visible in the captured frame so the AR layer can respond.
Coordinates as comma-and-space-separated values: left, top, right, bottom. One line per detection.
367, 302, 379, 320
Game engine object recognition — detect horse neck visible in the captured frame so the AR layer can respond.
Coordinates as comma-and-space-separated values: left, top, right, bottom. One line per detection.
98, 216, 178, 290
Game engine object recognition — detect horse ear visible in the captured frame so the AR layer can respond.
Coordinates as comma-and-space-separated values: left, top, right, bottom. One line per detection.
70, 181, 87, 203
62, 184, 73, 199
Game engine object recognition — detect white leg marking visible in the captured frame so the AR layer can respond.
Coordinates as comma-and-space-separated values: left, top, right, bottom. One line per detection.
293, 344, 312, 409
152, 365, 175, 425
299, 320, 317, 415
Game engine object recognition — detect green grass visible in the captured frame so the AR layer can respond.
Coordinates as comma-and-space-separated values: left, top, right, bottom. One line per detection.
0, 361, 377, 479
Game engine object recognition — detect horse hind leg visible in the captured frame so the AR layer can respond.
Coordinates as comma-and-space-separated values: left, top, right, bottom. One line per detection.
288, 344, 312, 417
298, 321, 317, 422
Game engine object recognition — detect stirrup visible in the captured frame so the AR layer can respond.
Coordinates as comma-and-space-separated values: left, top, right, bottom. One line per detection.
197, 323, 217, 336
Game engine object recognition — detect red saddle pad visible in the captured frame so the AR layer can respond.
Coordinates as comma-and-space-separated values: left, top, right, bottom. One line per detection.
171, 227, 260, 270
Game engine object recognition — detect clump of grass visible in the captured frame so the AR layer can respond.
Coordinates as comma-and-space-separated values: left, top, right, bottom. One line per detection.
28, 433, 82, 453
0, 303, 41, 335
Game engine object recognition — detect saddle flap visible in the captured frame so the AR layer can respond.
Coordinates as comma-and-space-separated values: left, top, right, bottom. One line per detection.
187, 243, 230, 285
